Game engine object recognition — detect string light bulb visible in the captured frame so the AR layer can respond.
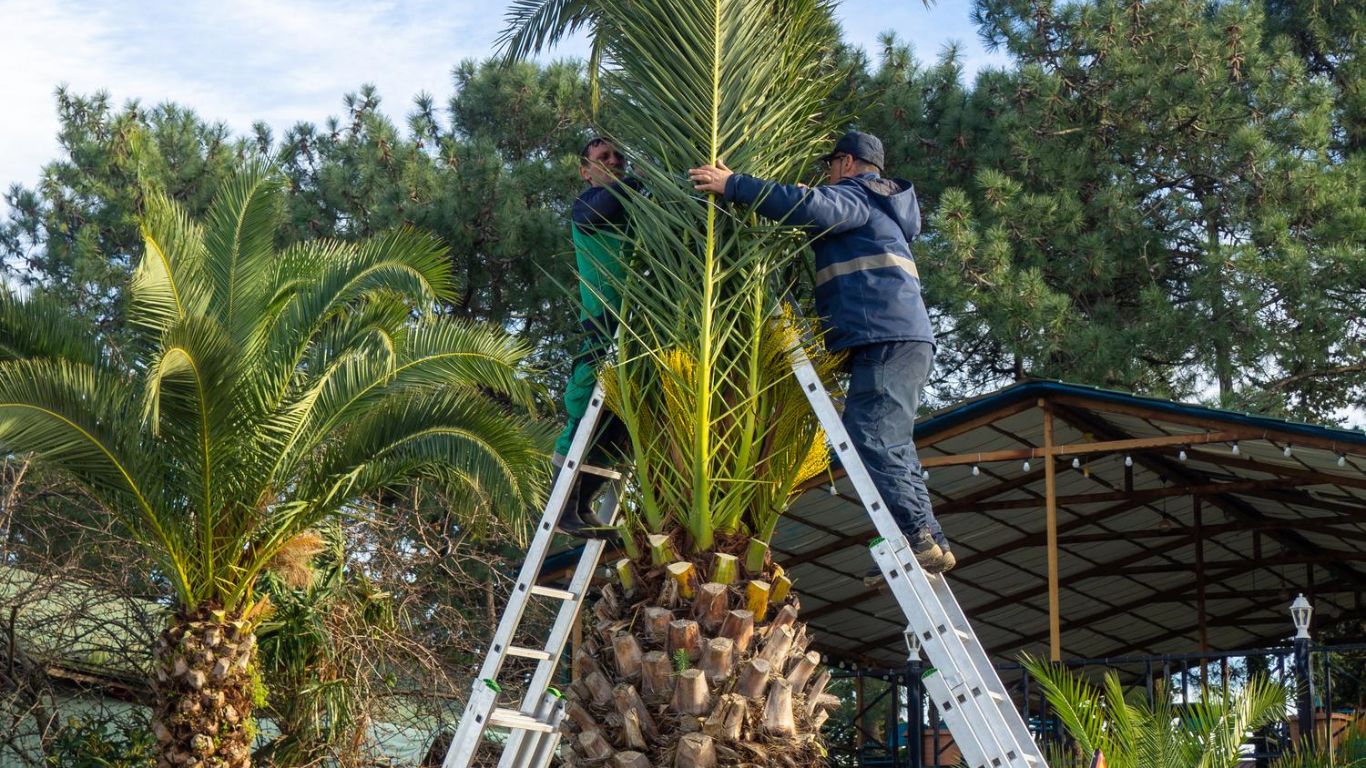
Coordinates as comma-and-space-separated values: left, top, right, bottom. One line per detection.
1124, 454, 1133, 467
1231, 442, 1240, 455
1179, 449, 1188, 462
1071, 457, 1081, 469
1283, 444, 1293, 458
1339, 454, 1347, 468
1022, 460, 1031, 472
922, 468, 930, 480
971, 465, 981, 476
828, 484, 838, 496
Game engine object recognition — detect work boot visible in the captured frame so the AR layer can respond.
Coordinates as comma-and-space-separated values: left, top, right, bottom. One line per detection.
926, 548, 956, 575
864, 529, 943, 584
909, 529, 944, 569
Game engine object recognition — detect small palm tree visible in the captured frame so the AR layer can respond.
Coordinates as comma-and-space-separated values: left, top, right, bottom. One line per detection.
1273, 729, 1366, 768
1023, 654, 1289, 768
504, 0, 849, 763
0, 166, 546, 768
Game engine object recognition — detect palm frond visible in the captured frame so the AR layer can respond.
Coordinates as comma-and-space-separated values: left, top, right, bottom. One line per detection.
567, 0, 846, 553
260, 229, 454, 366
0, 358, 191, 597
0, 290, 102, 365
1191, 675, 1287, 768
202, 162, 284, 341
1022, 654, 1113, 761
498, 0, 600, 62
130, 189, 212, 334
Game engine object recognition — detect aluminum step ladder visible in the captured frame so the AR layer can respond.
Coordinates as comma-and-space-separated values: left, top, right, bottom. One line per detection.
787, 342, 1046, 768
448, 347, 1046, 768
442, 382, 622, 768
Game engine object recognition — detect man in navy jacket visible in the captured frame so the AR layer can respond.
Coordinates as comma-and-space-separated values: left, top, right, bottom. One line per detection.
689, 131, 953, 573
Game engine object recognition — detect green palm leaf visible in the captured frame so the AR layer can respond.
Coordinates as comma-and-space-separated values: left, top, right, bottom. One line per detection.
0, 165, 546, 617
498, 0, 600, 63
1024, 654, 1288, 768
572, 0, 844, 552
0, 291, 103, 364
131, 188, 212, 333
202, 162, 283, 340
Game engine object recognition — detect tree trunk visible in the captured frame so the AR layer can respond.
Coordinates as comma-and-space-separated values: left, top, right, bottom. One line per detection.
152, 604, 256, 768
562, 556, 827, 765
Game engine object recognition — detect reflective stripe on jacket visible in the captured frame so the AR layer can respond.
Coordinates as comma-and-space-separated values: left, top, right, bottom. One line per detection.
724, 171, 934, 351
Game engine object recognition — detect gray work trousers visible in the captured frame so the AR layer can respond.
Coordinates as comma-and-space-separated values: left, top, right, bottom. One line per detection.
841, 340, 948, 550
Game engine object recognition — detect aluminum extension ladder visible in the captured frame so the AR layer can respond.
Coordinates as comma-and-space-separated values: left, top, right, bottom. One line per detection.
445, 346, 1047, 768
442, 382, 623, 768
787, 342, 1046, 768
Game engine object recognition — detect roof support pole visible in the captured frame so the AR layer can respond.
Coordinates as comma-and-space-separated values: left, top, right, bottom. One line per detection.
1195, 496, 1208, 676
1042, 400, 1062, 662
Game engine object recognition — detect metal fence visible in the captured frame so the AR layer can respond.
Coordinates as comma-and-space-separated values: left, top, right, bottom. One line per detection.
823, 643, 1366, 768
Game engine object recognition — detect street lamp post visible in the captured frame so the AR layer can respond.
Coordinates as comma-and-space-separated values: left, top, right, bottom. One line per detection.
1290, 594, 1314, 750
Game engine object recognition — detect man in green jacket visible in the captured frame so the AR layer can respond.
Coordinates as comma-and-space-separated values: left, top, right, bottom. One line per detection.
554, 137, 638, 534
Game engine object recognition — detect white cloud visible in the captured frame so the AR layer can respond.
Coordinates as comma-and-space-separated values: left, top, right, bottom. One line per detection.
0, 0, 493, 197
0, 0, 120, 193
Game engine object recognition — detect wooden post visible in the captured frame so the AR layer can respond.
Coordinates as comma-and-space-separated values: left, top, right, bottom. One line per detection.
1195, 496, 1209, 675
572, 618, 583, 670
1043, 401, 1062, 662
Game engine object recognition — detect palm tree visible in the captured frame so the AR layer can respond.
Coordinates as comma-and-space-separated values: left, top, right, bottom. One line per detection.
504, 0, 850, 764
0, 166, 546, 768
1023, 655, 1288, 768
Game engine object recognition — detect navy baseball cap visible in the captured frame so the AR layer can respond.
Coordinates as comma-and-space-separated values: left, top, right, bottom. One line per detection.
820, 130, 885, 171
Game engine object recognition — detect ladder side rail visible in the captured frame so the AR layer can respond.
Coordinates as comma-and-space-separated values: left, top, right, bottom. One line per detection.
444, 384, 612, 768
501, 483, 621, 767
520, 481, 620, 705
873, 543, 1033, 767
444, 683, 500, 768
475, 383, 611, 684
799, 329, 1046, 768
921, 669, 1006, 768
523, 535, 608, 708
499, 691, 567, 768
523, 695, 568, 768
498, 521, 613, 766
928, 576, 1047, 763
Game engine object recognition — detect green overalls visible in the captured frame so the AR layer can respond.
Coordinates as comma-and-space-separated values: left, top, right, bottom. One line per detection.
553, 222, 628, 457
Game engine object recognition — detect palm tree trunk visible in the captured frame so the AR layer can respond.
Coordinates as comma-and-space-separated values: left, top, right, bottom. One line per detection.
562, 551, 834, 767
151, 604, 257, 768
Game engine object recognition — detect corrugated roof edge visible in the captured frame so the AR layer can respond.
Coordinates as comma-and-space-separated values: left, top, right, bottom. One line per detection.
916, 379, 1366, 447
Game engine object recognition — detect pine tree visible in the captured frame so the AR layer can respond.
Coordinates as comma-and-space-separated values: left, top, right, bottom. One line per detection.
917, 0, 1366, 420
0, 89, 247, 342
270, 60, 595, 375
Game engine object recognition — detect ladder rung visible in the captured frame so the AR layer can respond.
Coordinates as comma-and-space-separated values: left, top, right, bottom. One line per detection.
578, 464, 622, 480
488, 708, 556, 733
529, 585, 577, 601
507, 646, 552, 661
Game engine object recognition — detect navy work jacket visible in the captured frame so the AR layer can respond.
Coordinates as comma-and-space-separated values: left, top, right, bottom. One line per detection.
724, 171, 934, 352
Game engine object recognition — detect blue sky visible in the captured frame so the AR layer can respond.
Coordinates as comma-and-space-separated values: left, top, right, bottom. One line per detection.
0, 0, 1006, 196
